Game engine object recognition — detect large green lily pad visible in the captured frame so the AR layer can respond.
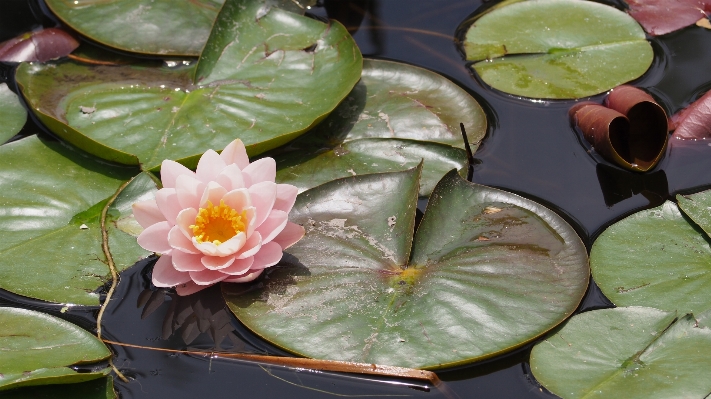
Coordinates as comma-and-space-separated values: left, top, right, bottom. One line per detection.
2, 377, 115, 399
224, 169, 589, 369
463, 0, 653, 99
591, 195, 711, 315
0, 83, 26, 144
16, 0, 362, 170
273, 59, 487, 196
0, 307, 111, 391
0, 136, 154, 305
531, 307, 711, 399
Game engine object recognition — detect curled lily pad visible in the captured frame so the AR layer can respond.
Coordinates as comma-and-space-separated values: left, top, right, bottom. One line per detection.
531, 307, 711, 399
463, 0, 653, 99
0, 28, 79, 63
0, 83, 26, 144
625, 0, 711, 36
16, 0, 362, 170
0, 307, 111, 391
224, 169, 589, 369
273, 59, 487, 196
591, 193, 711, 314
0, 136, 154, 305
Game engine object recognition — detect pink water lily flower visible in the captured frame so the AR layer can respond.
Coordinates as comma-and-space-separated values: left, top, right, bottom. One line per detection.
132, 139, 304, 296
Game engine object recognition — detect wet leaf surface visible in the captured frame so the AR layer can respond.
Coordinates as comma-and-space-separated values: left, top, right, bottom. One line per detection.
0, 377, 115, 399
625, 0, 711, 36
16, 0, 362, 170
224, 169, 589, 369
463, 0, 653, 99
591, 196, 711, 314
671, 89, 711, 140
0, 307, 111, 391
531, 307, 711, 399
0, 83, 26, 144
0, 28, 79, 62
0, 136, 154, 305
273, 59, 487, 196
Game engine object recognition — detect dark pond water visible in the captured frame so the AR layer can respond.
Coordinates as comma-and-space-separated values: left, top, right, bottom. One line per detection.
2, 0, 711, 398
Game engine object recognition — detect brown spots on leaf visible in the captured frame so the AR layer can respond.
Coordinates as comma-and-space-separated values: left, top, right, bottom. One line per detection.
483, 206, 503, 214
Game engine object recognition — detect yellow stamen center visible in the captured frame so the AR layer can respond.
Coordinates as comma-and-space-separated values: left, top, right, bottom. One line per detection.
190, 200, 247, 245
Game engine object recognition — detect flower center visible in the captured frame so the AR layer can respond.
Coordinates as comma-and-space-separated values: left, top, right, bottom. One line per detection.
190, 200, 247, 245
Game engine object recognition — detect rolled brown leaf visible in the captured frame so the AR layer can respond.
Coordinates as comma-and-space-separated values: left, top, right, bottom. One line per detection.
572, 86, 668, 172
0, 28, 79, 63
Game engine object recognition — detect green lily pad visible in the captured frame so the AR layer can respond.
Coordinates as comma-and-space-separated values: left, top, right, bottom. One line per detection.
0, 83, 26, 144
0, 307, 111, 391
1, 377, 114, 399
16, 0, 362, 170
591, 197, 711, 314
224, 169, 589, 369
531, 307, 711, 399
273, 59, 487, 196
463, 0, 653, 99
0, 135, 154, 305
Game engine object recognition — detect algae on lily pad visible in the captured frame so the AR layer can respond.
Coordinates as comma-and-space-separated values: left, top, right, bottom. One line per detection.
0, 307, 111, 391
531, 307, 711, 399
463, 0, 653, 99
0, 136, 154, 305
16, 0, 362, 170
591, 191, 711, 314
0, 83, 26, 144
224, 168, 589, 369
273, 59, 487, 196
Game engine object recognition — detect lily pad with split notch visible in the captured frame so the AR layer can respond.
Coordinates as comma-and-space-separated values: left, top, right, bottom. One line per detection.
591, 192, 711, 314
16, 0, 362, 170
463, 0, 653, 99
531, 307, 711, 399
273, 59, 487, 196
0, 136, 155, 305
0, 307, 111, 391
223, 168, 589, 369
572, 85, 668, 172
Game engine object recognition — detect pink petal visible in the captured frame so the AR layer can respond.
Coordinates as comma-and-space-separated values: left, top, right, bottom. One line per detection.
222, 188, 251, 213
242, 158, 276, 187
189, 269, 229, 285
155, 188, 181, 225
201, 254, 236, 270
172, 250, 205, 272
152, 255, 191, 287
132, 199, 165, 228
175, 174, 205, 210
199, 181, 227, 209
168, 225, 199, 254
256, 210, 288, 244
193, 232, 246, 256
244, 207, 257, 238
196, 149, 227, 183
274, 184, 298, 213
216, 164, 246, 191
175, 208, 198, 239
221, 257, 254, 275
137, 221, 172, 253
160, 160, 194, 189
220, 139, 250, 169
236, 231, 262, 259
251, 242, 283, 270
175, 281, 208, 296
272, 222, 305, 250
248, 181, 277, 229
223, 269, 263, 283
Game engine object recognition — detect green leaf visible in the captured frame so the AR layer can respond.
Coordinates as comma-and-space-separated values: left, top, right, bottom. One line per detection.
0, 377, 115, 399
0, 83, 27, 144
591, 200, 711, 314
531, 307, 711, 399
224, 169, 589, 369
0, 307, 111, 391
273, 59, 487, 196
45, 0, 225, 56
463, 0, 653, 99
0, 136, 154, 305
676, 190, 711, 237
16, 0, 362, 171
